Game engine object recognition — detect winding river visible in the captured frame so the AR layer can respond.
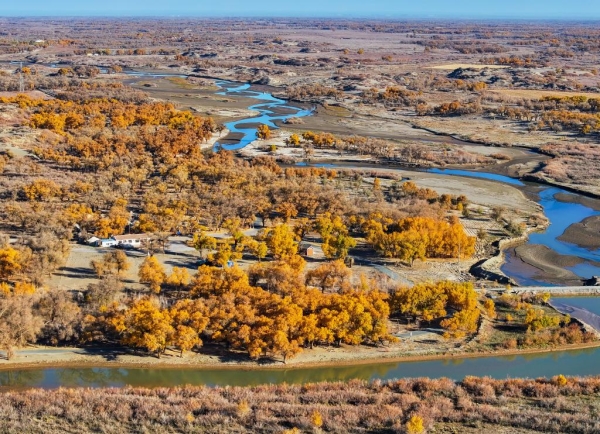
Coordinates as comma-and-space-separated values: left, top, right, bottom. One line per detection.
213, 80, 313, 151
4, 75, 600, 389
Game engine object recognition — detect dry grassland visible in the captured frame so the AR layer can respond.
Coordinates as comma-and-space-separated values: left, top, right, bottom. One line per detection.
490, 88, 600, 99
425, 64, 510, 70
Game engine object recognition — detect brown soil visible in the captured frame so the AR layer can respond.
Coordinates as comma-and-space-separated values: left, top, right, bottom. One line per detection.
558, 216, 600, 249
126, 77, 262, 124
555, 192, 600, 211
490, 88, 600, 99
512, 244, 586, 285
425, 64, 510, 70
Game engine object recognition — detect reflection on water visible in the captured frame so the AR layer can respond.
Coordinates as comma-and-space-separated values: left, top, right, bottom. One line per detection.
0, 369, 44, 388
4, 346, 600, 389
213, 80, 313, 151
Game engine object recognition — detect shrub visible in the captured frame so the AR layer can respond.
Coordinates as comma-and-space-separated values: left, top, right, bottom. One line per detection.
553, 375, 568, 387
406, 415, 425, 434
311, 410, 323, 428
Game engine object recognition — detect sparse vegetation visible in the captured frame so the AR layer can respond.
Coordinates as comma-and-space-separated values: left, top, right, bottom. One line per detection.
3, 376, 600, 433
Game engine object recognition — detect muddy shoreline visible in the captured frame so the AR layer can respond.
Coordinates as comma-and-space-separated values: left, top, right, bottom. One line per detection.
510, 244, 588, 286
2, 341, 600, 375
558, 216, 600, 250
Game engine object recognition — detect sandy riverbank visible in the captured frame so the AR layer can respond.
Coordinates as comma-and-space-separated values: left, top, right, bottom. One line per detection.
511, 244, 587, 285
558, 216, 600, 250
2, 341, 600, 373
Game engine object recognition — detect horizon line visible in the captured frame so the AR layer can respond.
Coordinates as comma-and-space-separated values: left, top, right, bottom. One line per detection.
1, 15, 600, 21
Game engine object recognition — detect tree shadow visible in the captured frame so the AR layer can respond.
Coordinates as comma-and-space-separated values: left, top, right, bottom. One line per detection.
54, 266, 96, 279
79, 346, 140, 361
415, 339, 440, 345
199, 345, 283, 366
164, 260, 199, 270
123, 250, 147, 258
494, 324, 524, 333
163, 250, 198, 259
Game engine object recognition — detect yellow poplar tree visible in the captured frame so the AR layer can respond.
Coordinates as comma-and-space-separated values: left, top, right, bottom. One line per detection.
138, 256, 166, 293
0, 247, 22, 280
115, 297, 174, 358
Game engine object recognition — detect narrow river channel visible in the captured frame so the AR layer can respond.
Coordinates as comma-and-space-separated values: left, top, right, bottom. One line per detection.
213, 80, 313, 150
3, 346, 600, 389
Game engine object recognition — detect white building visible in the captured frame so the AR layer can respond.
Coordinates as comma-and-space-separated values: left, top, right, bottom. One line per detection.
87, 237, 118, 248
111, 234, 152, 248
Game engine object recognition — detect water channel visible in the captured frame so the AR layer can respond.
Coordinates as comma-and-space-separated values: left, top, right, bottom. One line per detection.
3, 346, 600, 389
425, 170, 600, 286
212, 80, 313, 151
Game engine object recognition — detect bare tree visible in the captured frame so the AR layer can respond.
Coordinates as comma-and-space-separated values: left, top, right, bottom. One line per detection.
36, 289, 82, 346
0, 295, 42, 360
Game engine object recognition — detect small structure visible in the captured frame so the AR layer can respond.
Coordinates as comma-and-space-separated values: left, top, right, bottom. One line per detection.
86, 236, 100, 246
299, 243, 315, 257
585, 276, 600, 286
87, 236, 118, 248
99, 238, 118, 248
111, 233, 152, 248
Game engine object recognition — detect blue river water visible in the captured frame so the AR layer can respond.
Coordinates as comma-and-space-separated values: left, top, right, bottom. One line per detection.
427, 168, 525, 186
528, 188, 600, 262
553, 297, 600, 316
213, 80, 313, 151
501, 187, 600, 285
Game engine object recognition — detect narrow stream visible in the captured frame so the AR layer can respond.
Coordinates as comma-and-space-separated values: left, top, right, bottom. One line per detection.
427, 168, 525, 186
213, 80, 313, 151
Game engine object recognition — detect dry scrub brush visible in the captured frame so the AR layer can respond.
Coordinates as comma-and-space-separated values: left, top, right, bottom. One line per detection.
2, 376, 600, 433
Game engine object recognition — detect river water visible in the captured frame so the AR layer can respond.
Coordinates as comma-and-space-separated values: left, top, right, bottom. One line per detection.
553, 297, 600, 316
3, 346, 600, 389
213, 80, 313, 151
